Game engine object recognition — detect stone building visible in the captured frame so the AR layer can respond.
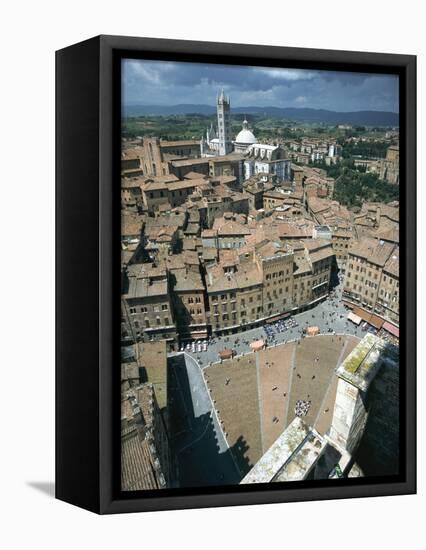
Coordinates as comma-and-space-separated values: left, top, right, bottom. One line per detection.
244, 143, 291, 183
241, 334, 399, 484
292, 239, 335, 310
144, 225, 179, 261
351, 145, 399, 185
200, 93, 290, 185
139, 176, 205, 214
379, 145, 399, 184
354, 201, 399, 239
256, 240, 295, 321
185, 183, 249, 229
121, 145, 144, 178
304, 174, 335, 200
307, 196, 351, 227
329, 334, 398, 458
138, 175, 179, 213
167, 179, 203, 209
217, 89, 233, 156
243, 175, 274, 210
121, 176, 144, 208
208, 153, 245, 183
122, 264, 177, 349
170, 268, 208, 340
291, 164, 305, 187
121, 211, 144, 248
168, 157, 210, 180
343, 238, 399, 325
201, 213, 252, 250
201, 90, 233, 156
263, 189, 293, 211
126, 137, 201, 178
375, 246, 399, 324
330, 225, 355, 269
205, 249, 263, 334
204, 238, 335, 335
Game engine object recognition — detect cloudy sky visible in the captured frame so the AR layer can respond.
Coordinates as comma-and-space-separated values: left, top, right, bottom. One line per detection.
122, 59, 399, 113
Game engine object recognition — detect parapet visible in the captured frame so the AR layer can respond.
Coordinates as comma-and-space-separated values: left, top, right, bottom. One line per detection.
336, 333, 386, 392
241, 417, 325, 484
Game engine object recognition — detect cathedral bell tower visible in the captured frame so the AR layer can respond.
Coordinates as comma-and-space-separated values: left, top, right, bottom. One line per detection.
217, 89, 232, 156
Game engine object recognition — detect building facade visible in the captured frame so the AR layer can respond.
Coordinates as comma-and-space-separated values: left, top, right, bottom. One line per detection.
204, 239, 336, 335
244, 144, 291, 183
343, 238, 399, 325
122, 265, 177, 349
170, 268, 208, 340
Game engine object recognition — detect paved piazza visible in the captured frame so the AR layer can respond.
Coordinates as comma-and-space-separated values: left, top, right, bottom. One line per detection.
204, 355, 261, 475
204, 334, 360, 473
167, 282, 371, 480
256, 342, 295, 452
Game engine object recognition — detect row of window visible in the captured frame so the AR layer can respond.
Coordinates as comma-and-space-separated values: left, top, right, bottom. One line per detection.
265, 269, 290, 280
129, 304, 168, 314
347, 270, 399, 287
133, 317, 170, 328
148, 187, 191, 200
188, 308, 203, 316
187, 296, 202, 304
211, 293, 237, 302
379, 289, 399, 300
266, 287, 290, 296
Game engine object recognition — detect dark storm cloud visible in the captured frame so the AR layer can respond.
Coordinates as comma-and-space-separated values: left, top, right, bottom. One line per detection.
122, 59, 399, 112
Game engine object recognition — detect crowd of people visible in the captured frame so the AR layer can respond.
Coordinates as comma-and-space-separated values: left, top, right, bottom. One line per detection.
294, 399, 311, 417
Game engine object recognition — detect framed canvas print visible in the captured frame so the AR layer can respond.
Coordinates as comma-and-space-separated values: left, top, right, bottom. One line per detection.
56, 35, 416, 514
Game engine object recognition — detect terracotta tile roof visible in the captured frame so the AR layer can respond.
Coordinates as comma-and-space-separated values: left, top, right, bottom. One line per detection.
146, 225, 178, 242
348, 237, 395, 267
212, 218, 251, 236
307, 196, 332, 213
121, 214, 143, 237
183, 171, 209, 179
142, 181, 169, 192
201, 229, 217, 238
121, 431, 159, 491
206, 257, 262, 292
121, 146, 144, 160
132, 279, 168, 299
276, 221, 313, 239
308, 244, 335, 263
121, 384, 163, 491
160, 139, 200, 148
372, 225, 399, 244
383, 247, 399, 277
173, 269, 205, 292
209, 152, 245, 162
121, 176, 144, 189
167, 179, 203, 191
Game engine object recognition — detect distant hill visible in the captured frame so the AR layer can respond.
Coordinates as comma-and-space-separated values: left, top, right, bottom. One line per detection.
123, 104, 399, 126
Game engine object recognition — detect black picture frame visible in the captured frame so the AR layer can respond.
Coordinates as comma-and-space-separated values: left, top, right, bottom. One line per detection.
56, 35, 416, 514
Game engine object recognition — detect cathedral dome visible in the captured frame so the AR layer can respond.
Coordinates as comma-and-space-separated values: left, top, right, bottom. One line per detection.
235, 120, 256, 145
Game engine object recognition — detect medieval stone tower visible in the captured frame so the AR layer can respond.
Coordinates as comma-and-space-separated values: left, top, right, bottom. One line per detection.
217, 89, 232, 156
